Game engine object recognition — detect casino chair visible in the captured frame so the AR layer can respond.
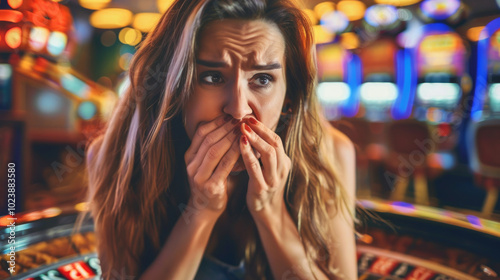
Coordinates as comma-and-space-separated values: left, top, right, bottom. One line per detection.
469, 118, 500, 217
384, 119, 433, 205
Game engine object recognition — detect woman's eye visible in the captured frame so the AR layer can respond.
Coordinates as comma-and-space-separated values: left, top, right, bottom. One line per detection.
251, 74, 273, 88
201, 73, 224, 85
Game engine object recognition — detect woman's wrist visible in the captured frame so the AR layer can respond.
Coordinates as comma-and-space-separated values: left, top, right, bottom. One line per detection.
250, 199, 288, 229
183, 197, 224, 223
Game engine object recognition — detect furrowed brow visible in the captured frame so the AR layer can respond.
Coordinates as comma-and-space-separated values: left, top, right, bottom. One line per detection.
252, 63, 282, 70
196, 59, 229, 68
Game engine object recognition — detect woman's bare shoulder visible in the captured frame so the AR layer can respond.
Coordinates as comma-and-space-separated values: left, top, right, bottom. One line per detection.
321, 119, 355, 164
320, 119, 356, 195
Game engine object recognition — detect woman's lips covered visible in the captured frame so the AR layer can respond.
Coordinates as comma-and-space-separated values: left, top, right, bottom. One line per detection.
230, 156, 246, 174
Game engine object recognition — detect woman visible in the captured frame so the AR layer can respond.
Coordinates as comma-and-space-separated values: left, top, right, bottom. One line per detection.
85, 0, 357, 279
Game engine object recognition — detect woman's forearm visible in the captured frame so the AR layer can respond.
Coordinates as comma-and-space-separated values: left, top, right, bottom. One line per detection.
253, 204, 329, 280
138, 203, 219, 280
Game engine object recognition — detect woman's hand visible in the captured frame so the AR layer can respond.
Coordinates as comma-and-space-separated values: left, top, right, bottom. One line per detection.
239, 117, 291, 219
184, 114, 241, 217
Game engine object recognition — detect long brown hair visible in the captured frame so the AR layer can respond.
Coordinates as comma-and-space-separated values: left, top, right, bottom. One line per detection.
83, 0, 355, 279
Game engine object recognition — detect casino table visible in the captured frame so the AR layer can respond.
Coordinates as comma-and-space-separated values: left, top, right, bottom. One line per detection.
1, 201, 499, 279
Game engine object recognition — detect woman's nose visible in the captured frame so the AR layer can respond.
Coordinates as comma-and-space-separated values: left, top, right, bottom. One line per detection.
223, 80, 253, 120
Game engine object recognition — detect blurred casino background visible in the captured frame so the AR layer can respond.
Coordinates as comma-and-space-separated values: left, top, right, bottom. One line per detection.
1, 0, 500, 279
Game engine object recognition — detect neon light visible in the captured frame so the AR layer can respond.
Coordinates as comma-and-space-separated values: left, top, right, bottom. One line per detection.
47, 31, 68, 56
342, 54, 361, 117
420, 0, 460, 20
437, 152, 455, 169
365, 5, 398, 27
489, 84, 500, 112
417, 83, 460, 104
391, 201, 416, 214
471, 18, 500, 120
78, 101, 97, 120
466, 215, 483, 228
421, 23, 453, 33
317, 82, 351, 104
360, 82, 398, 105
392, 49, 416, 119
320, 11, 349, 33
8, 0, 23, 9
61, 74, 90, 98
0, 64, 13, 80
29, 26, 50, 51
5, 27, 22, 49
0, 10, 23, 23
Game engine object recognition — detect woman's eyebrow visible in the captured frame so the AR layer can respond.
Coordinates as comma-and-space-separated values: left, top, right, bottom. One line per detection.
196, 59, 229, 68
196, 59, 282, 70
252, 63, 282, 70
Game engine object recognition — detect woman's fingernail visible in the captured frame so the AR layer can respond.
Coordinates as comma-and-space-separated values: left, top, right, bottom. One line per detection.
224, 115, 232, 122
241, 135, 248, 145
244, 123, 251, 133
249, 117, 257, 125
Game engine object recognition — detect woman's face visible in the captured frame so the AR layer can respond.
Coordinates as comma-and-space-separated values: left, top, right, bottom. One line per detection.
183, 19, 287, 140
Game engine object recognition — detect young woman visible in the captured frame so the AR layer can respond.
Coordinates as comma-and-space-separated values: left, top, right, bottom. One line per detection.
85, 0, 357, 279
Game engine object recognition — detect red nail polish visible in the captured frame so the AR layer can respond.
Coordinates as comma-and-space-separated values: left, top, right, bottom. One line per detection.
224, 115, 232, 122
249, 117, 257, 125
241, 135, 248, 145
244, 123, 251, 133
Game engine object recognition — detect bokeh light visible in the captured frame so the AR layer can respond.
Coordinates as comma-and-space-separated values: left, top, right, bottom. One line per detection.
313, 25, 335, 44
340, 32, 360, 49
467, 26, 485, 42
78, 0, 111, 10
314, 1, 336, 19
133, 13, 161, 33
90, 8, 133, 29
337, 0, 366, 21
119, 28, 142, 46
157, 0, 175, 13
5, 27, 22, 49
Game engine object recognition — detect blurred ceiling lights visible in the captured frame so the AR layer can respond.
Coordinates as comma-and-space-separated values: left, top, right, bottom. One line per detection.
374, 0, 423, 6
90, 8, 133, 29
132, 13, 161, 33
314, 1, 335, 19
321, 11, 349, 33
78, 0, 111, 10
337, 0, 366, 21
8, 0, 23, 9
157, 0, 175, 13
313, 24, 335, 44
119, 27, 142, 46
365, 4, 399, 27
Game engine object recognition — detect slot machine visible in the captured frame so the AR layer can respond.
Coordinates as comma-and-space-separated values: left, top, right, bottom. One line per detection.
0, 0, 117, 213
316, 42, 361, 121
469, 17, 500, 217
387, 23, 469, 206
